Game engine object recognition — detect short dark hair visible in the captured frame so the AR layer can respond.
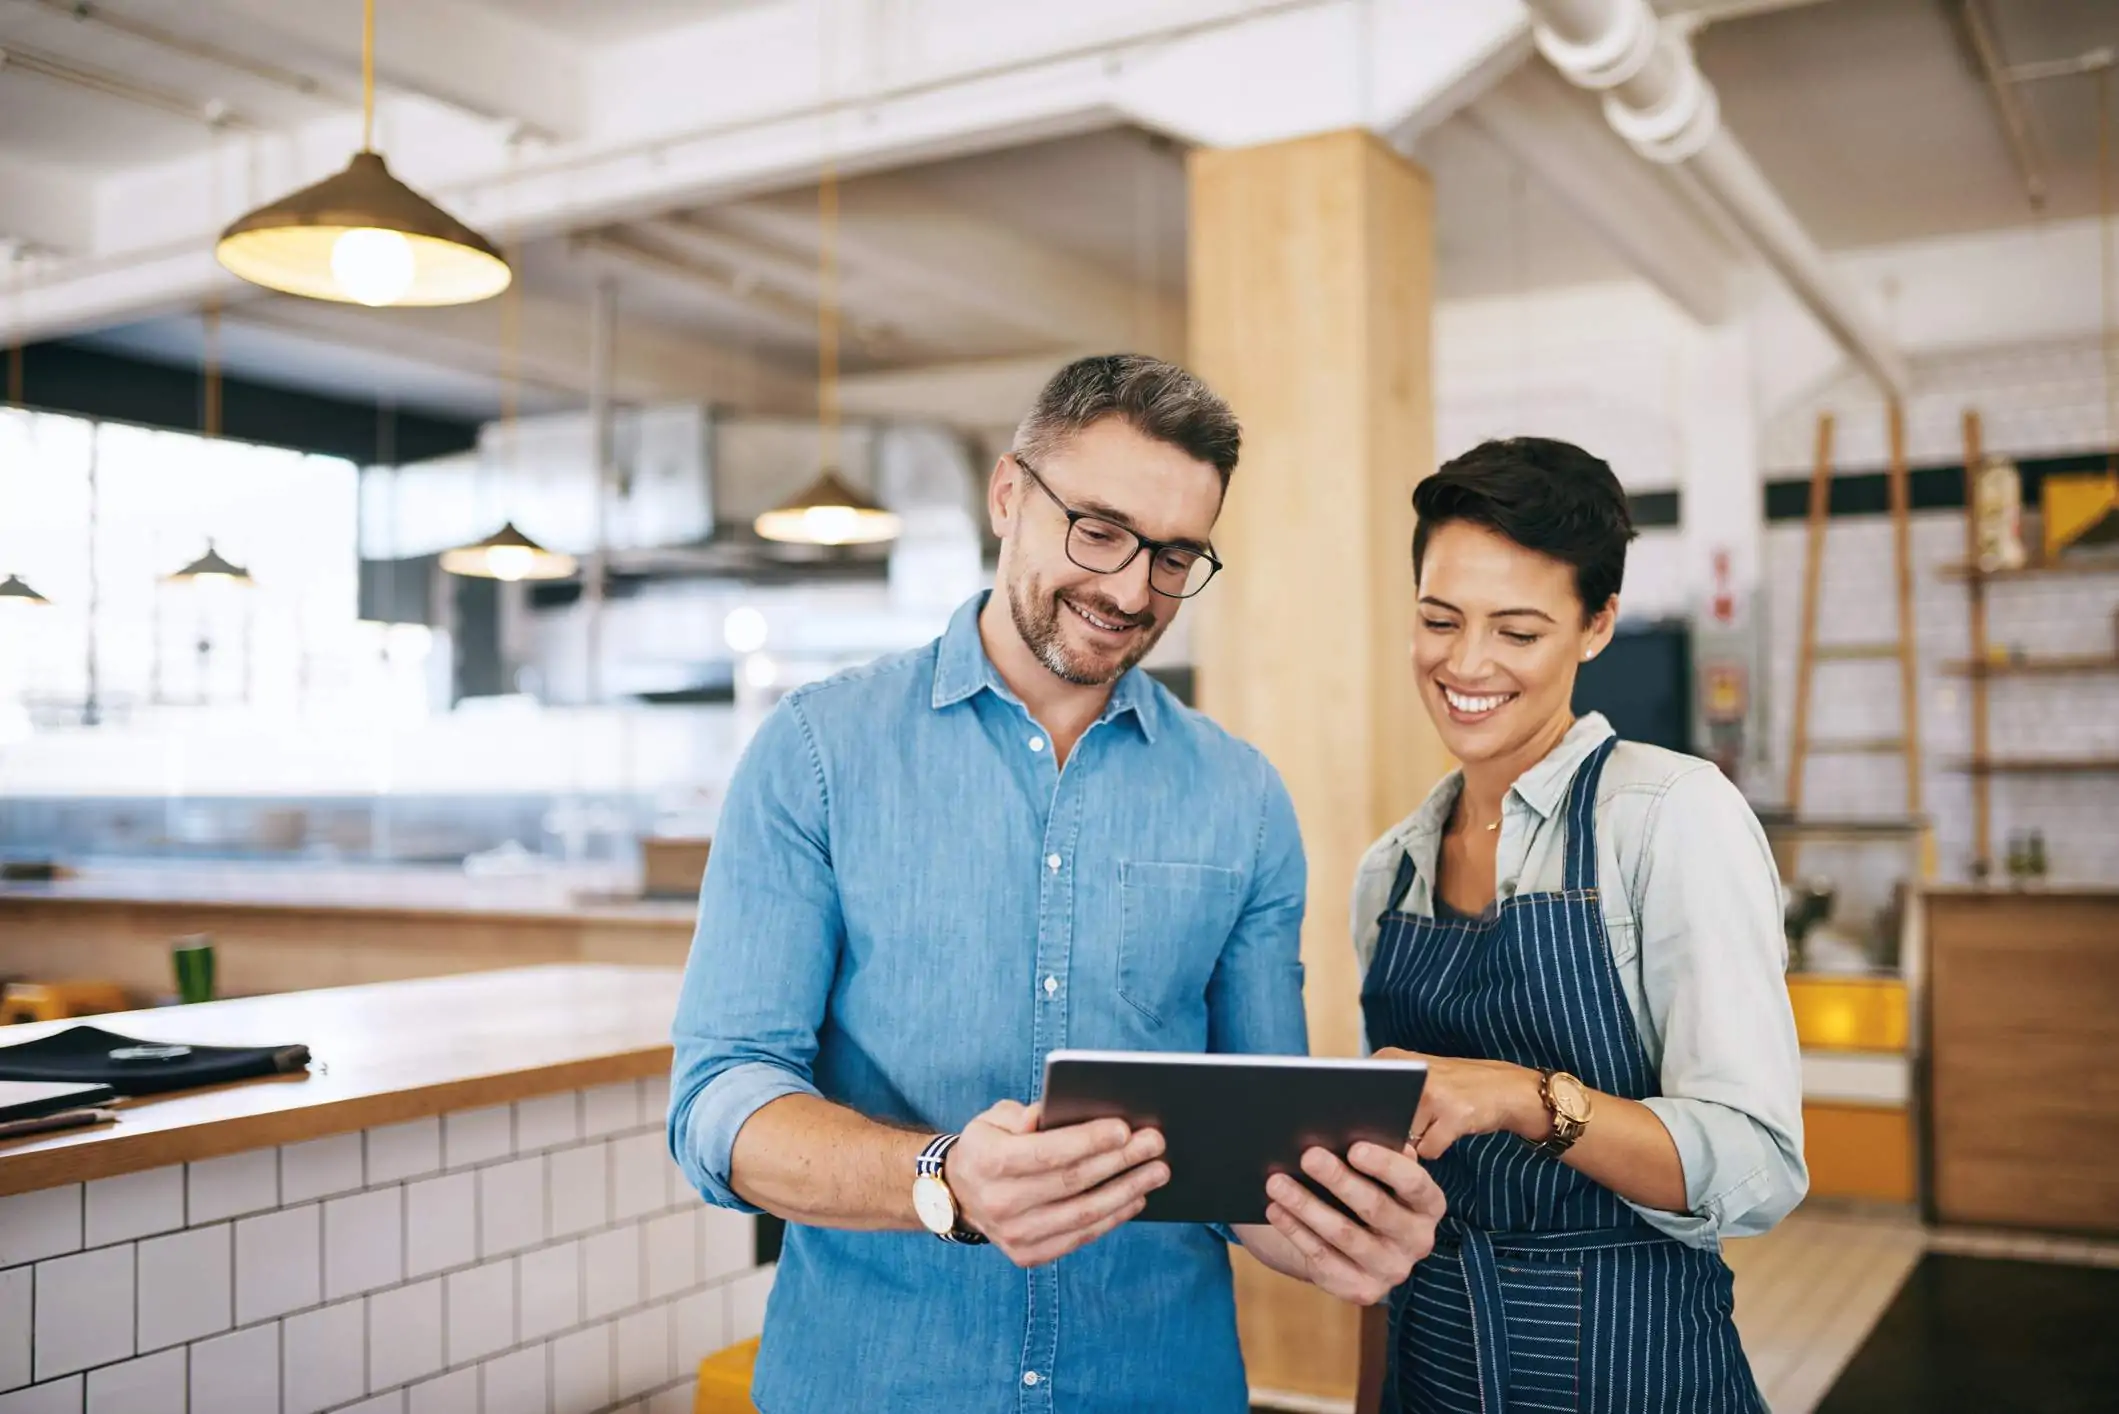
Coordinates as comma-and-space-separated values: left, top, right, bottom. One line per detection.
1411, 437, 1637, 617
1013, 354, 1241, 487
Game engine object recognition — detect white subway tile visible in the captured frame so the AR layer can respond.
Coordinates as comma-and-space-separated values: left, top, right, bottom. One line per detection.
726, 1264, 774, 1343
670, 1287, 726, 1374
34, 1244, 135, 1380
546, 1146, 608, 1238
0, 1375, 82, 1414
234, 1203, 321, 1324
518, 1239, 582, 1342
366, 1118, 442, 1186
581, 1083, 640, 1138
282, 1297, 366, 1414
642, 1211, 696, 1301
698, 1209, 754, 1283
479, 1345, 547, 1414
615, 1305, 671, 1397
280, 1134, 365, 1205
83, 1168, 183, 1248
582, 1228, 641, 1321
648, 1386, 695, 1414
135, 1224, 231, 1352
444, 1259, 516, 1366
0, 1267, 27, 1392
189, 1323, 278, 1414
324, 1186, 405, 1300
610, 1135, 667, 1224
550, 1324, 611, 1414
187, 1151, 278, 1225
443, 1108, 513, 1171
638, 1074, 671, 1126
404, 1173, 476, 1280
514, 1093, 581, 1153
406, 1367, 478, 1414
477, 1158, 546, 1259
368, 1277, 444, 1392
0, 1186, 82, 1267
85, 1347, 184, 1414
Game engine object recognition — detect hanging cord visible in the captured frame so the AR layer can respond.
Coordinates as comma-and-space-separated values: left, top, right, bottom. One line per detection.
2100, 67, 2115, 472
361, 0, 377, 152
816, 6, 840, 480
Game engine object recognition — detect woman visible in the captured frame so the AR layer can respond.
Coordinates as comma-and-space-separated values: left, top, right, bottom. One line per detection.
1354, 438, 1805, 1414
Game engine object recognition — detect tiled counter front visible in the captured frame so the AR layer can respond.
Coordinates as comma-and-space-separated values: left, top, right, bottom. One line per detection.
0, 1077, 772, 1414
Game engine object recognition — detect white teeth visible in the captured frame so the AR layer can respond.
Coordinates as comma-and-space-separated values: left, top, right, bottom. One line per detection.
1066, 600, 1128, 633
1443, 686, 1515, 715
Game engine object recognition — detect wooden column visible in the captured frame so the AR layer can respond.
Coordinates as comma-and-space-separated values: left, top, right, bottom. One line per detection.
1189, 128, 1452, 1402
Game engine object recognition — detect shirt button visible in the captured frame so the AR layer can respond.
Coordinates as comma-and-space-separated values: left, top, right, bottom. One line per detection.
1028, 735, 1046, 752
1043, 975, 1059, 997
1023, 1371, 1041, 1387
1045, 853, 1062, 871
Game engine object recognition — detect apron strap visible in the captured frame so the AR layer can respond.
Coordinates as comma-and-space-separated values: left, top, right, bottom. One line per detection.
1383, 848, 1418, 919
1561, 736, 1621, 895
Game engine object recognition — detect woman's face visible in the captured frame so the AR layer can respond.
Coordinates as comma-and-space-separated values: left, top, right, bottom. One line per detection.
1412, 519, 1616, 768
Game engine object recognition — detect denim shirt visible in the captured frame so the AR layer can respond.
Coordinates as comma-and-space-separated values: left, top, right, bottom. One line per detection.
1350, 714, 1808, 1249
668, 592, 1308, 1413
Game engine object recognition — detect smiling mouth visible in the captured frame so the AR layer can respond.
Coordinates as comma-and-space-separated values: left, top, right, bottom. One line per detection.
1062, 596, 1140, 637
1440, 684, 1519, 717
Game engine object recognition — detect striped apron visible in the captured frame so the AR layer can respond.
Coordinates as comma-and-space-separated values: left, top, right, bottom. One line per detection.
1360, 738, 1764, 1414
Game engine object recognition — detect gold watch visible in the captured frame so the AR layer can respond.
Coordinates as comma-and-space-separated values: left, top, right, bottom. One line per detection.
1536, 1069, 1592, 1156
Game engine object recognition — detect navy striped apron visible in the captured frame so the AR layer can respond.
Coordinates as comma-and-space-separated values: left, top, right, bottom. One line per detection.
1361, 738, 1764, 1414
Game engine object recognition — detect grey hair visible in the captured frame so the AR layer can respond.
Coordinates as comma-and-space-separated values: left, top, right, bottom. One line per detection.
1010, 354, 1241, 486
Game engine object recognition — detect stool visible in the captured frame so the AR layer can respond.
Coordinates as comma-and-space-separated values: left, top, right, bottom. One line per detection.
693, 1336, 761, 1414
2, 981, 132, 1025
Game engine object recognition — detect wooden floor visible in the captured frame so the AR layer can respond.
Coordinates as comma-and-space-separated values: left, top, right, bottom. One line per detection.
1254, 1203, 2119, 1413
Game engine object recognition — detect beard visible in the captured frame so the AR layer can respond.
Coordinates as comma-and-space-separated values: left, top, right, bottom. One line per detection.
1005, 570, 1163, 687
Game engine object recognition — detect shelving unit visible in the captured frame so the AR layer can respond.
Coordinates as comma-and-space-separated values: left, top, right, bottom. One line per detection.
1954, 411, 2119, 877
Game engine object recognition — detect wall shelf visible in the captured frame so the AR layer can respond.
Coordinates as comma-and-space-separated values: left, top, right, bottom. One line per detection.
1945, 757, 2119, 775
1938, 553, 2119, 582
1940, 653, 2119, 677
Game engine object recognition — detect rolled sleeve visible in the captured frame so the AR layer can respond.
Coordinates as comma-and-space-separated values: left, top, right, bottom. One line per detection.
666, 695, 841, 1213
1205, 755, 1309, 1060
1626, 765, 1808, 1247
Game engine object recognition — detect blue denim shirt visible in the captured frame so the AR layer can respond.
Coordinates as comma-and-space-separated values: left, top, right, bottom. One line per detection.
668, 592, 1309, 1414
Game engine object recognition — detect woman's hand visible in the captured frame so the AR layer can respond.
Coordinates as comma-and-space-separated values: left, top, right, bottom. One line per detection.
1378, 1048, 1548, 1159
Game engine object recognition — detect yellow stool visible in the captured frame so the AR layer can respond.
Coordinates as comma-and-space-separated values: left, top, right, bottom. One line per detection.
693, 1337, 761, 1414
2, 981, 132, 1025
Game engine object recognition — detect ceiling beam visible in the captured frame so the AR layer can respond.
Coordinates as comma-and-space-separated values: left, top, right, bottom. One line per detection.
0, 156, 92, 256
837, 351, 1094, 431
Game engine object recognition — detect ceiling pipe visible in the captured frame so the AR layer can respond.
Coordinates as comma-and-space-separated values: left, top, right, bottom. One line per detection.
1524, 0, 1910, 397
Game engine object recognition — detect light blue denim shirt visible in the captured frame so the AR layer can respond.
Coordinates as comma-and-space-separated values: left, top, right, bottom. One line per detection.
1350, 713, 1808, 1249
668, 592, 1308, 1414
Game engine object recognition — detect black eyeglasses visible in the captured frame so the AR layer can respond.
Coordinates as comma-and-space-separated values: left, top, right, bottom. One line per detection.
1011, 455, 1223, 599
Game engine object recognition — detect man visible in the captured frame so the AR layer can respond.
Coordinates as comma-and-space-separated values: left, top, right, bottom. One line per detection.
668, 355, 1443, 1412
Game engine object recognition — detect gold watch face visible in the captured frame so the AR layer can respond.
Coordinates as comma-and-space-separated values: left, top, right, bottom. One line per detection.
912, 1174, 957, 1236
1548, 1071, 1592, 1123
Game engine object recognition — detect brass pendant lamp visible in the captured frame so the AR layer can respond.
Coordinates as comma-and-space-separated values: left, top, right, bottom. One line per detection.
215, 0, 510, 308
2, 272, 50, 607
166, 304, 252, 588
754, 154, 899, 546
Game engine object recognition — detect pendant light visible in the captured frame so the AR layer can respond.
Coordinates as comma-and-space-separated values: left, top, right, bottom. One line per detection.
441, 173, 575, 583
165, 540, 253, 587
215, 0, 510, 308
1, 259, 49, 606
164, 304, 252, 589
753, 152, 899, 546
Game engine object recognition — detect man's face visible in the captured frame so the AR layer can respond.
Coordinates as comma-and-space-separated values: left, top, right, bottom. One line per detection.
990, 416, 1225, 688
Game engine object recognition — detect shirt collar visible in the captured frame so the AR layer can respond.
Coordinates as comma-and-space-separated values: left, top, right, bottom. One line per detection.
928, 591, 1161, 743
1398, 711, 1615, 860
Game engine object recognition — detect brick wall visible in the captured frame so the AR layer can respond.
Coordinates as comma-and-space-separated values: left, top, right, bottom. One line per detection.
0, 1078, 771, 1414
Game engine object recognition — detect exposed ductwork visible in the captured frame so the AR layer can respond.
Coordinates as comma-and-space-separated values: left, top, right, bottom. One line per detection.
1523, 0, 1911, 397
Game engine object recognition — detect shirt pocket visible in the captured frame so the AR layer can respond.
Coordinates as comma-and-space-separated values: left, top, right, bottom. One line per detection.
1118, 861, 1242, 1029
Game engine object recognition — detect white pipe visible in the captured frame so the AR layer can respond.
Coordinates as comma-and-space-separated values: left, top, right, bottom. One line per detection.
1523, 0, 1910, 396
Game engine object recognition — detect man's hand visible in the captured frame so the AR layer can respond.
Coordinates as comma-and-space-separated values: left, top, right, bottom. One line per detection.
946, 1100, 1168, 1268
1251, 1141, 1446, 1306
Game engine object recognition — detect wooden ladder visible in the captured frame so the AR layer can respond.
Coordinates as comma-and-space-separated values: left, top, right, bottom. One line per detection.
1783, 405, 1930, 881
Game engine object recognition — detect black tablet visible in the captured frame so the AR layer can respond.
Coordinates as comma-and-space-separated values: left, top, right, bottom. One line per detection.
1038, 1050, 1428, 1225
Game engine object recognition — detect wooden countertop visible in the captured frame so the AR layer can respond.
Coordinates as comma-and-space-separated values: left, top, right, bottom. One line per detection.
0, 965, 681, 1196
1921, 882, 2119, 901
0, 862, 699, 927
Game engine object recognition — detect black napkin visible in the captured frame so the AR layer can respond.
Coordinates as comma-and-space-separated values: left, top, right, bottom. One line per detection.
0, 1024, 310, 1096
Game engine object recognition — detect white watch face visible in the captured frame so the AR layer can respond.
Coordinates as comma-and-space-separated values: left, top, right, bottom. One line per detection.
912, 1174, 957, 1236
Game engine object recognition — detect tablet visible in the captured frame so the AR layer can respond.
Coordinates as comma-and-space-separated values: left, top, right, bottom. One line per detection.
1038, 1050, 1427, 1225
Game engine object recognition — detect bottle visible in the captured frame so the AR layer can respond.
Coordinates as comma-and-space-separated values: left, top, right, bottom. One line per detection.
2004, 832, 2027, 886
1974, 457, 2028, 573
2026, 829, 2048, 883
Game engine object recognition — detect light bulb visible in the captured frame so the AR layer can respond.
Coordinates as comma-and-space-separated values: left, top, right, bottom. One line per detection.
723, 607, 768, 655
485, 545, 535, 581
331, 227, 417, 307
800, 505, 861, 545
742, 653, 778, 689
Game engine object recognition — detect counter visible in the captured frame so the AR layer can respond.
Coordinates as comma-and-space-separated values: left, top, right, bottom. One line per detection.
0, 966, 767, 1412
0, 863, 698, 1001
1923, 884, 2119, 1236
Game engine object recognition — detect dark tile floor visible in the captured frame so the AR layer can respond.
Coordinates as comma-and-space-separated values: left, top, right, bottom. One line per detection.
1817, 1252, 2119, 1414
